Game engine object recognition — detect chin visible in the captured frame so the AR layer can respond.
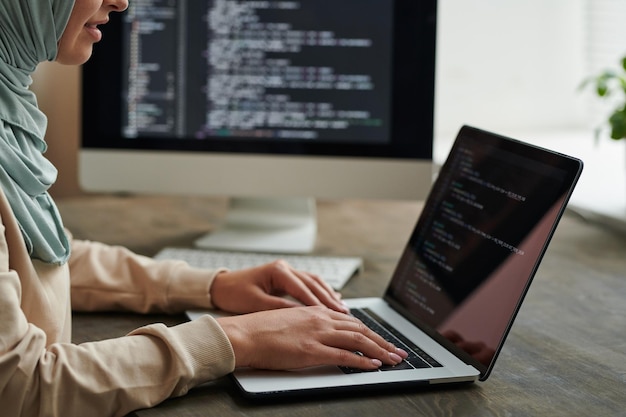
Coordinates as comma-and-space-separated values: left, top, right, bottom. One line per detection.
56, 50, 94, 66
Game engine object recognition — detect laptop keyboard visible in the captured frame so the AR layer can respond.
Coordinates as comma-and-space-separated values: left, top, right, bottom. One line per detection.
340, 308, 442, 374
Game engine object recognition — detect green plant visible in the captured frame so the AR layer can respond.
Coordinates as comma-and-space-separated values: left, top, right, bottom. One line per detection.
582, 55, 626, 140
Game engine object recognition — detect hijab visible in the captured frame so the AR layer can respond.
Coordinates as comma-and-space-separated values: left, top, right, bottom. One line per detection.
0, 0, 75, 265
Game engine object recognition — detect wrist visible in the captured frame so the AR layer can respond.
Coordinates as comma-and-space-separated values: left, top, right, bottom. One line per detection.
216, 315, 251, 368
209, 269, 231, 311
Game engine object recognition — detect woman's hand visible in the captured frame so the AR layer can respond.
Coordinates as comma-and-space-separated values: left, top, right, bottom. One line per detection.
217, 306, 408, 370
210, 260, 348, 314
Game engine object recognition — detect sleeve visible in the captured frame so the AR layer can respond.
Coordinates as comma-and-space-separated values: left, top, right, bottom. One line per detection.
1, 224, 235, 417
68, 236, 226, 314
1, 302, 235, 416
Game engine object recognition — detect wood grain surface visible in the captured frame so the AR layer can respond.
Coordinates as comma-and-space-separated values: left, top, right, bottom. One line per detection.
59, 195, 626, 417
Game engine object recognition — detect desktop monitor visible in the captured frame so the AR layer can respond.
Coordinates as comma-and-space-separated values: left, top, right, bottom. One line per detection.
80, 0, 437, 253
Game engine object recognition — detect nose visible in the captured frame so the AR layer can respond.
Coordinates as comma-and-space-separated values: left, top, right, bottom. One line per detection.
107, 0, 129, 12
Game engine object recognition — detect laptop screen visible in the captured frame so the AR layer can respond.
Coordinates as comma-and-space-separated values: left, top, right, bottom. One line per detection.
385, 125, 582, 377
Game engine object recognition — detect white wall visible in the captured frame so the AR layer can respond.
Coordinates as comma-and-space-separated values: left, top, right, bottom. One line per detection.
434, 0, 626, 230
434, 0, 588, 140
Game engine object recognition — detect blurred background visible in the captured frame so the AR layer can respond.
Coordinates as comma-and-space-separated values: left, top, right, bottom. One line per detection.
32, 0, 626, 228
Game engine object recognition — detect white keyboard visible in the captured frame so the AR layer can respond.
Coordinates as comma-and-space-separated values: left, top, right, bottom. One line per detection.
154, 247, 363, 290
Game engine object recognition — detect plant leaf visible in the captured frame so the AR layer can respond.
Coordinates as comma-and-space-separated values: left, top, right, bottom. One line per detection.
608, 108, 626, 140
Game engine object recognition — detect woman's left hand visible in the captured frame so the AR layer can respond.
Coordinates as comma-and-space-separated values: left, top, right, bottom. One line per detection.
209, 260, 349, 314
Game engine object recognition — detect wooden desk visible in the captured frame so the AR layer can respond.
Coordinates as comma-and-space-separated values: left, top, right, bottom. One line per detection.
58, 195, 626, 417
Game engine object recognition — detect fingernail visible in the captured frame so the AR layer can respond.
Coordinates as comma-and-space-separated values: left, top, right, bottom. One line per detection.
396, 347, 408, 358
371, 359, 383, 367
389, 352, 403, 363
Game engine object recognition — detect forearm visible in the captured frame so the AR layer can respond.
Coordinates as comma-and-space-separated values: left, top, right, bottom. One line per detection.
69, 238, 225, 313
1, 315, 234, 417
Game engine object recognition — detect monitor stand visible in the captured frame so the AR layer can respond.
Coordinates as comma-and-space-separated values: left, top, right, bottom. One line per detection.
194, 197, 317, 253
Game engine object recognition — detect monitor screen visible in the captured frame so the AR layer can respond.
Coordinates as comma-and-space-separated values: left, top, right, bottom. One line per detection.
80, 0, 437, 253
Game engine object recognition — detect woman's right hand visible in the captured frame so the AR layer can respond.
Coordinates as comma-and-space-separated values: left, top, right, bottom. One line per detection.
216, 306, 408, 371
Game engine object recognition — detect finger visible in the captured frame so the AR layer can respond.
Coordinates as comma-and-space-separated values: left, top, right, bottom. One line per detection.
290, 269, 348, 313
300, 270, 342, 300
269, 262, 345, 312
313, 344, 386, 370
319, 329, 405, 368
326, 314, 407, 365
273, 264, 348, 313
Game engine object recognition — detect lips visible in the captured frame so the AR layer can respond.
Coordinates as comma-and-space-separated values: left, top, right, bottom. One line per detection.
84, 20, 107, 42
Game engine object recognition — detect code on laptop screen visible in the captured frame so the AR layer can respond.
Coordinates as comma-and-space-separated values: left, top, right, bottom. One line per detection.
386, 126, 580, 368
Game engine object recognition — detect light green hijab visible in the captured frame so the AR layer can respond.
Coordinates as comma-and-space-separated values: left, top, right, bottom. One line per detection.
0, 0, 75, 265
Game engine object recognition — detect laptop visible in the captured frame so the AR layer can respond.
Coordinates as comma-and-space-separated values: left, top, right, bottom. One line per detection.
187, 125, 583, 397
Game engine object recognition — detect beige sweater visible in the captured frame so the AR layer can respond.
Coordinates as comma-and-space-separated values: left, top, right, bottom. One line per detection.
0, 188, 236, 417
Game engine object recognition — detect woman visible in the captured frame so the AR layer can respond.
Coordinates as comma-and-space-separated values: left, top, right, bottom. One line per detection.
0, 1, 407, 416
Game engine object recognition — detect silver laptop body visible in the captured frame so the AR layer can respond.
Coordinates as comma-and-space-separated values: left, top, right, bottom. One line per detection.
188, 125, 583, 397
